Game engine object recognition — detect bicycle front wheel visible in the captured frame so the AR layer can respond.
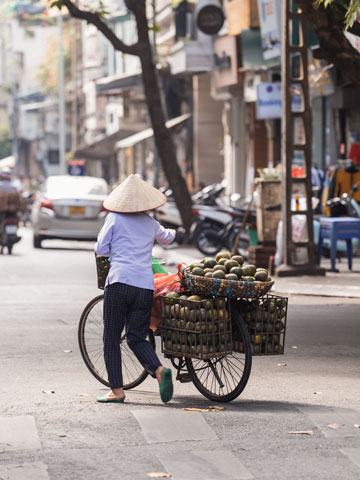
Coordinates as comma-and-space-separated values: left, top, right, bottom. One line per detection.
185, 305, 252, 402
78, 294, 155, 389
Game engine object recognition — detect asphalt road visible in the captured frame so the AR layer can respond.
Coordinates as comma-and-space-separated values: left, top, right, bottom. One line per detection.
1, 227, 360, 480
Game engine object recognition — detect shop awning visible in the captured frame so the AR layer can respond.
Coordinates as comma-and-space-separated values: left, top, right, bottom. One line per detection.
115, 113, 191, 150
96, 71, 143, 94
74, 125, 147, 160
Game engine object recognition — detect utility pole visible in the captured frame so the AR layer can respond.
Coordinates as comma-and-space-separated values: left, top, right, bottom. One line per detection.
58, 13, 66, 175
277, 0, 324, 276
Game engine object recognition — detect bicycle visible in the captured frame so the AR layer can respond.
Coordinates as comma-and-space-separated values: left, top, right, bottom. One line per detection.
78, 256, 254, 402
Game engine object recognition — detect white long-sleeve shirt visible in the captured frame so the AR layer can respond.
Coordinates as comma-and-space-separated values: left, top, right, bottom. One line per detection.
95, 212, 175, 290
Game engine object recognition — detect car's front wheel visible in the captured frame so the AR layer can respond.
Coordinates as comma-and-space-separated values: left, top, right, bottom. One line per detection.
33, 234, 43, 249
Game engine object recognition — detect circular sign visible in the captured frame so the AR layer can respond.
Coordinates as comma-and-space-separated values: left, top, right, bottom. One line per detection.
197, 5, 225, 35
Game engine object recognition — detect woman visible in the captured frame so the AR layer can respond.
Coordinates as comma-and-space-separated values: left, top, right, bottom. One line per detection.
95, 174, 176, 404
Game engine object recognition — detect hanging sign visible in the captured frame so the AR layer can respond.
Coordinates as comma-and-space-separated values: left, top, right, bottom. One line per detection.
257, 0, 282, 60
197, 5, 225, 35
256, 82, 282, 119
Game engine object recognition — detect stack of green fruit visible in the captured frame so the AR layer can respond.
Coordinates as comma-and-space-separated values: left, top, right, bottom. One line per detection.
161, 291, 232, 357
188, 251, 271, 282
232, 296, 287, 355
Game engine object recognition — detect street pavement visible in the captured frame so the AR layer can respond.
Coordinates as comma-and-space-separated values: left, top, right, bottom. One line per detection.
0, 227, 360, 480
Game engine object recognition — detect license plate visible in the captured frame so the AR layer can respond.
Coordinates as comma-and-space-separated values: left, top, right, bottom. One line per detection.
5, 225, 17, 234
69, 206, 86, 215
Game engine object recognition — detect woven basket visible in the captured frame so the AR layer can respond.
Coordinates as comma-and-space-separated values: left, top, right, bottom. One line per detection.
95, 255, 110, 290
184, 272, 274, 299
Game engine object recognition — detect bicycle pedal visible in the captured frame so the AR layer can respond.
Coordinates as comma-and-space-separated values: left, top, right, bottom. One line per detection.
177, 373, 192, 383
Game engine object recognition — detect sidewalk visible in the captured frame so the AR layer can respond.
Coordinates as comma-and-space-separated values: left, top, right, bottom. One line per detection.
153, 244, 360, 299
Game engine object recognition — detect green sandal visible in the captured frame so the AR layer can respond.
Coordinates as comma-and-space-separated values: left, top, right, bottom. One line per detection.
96, 395, 125, 403
159, 368, 173, 403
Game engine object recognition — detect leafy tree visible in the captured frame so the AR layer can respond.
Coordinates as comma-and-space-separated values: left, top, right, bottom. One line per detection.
297, 0, 360, 86
50, 0, 194, 233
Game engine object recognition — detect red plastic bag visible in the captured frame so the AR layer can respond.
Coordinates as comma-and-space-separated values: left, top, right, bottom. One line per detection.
150, 263, 187, 330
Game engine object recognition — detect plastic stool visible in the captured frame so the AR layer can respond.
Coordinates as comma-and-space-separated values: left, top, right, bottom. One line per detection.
317, 217, 360, 272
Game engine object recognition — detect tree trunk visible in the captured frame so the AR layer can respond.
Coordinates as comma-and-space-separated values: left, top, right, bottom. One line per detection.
133, 2, 194, 233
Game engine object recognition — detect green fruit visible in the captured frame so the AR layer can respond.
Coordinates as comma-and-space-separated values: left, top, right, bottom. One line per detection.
165, 340, 172, 350
170, 318, 177, 328
202, 299, 213, 309
196, 345, 208, 355
231, 255, 244, 265
204, 272, 213, 278
212, 270, 225, 279
190, 263, 204, 270
190, 345, 197, 354
253, 345, 261, 354
207, 309, 218, 321
195, 322, 206, 333
255, 270, 268, 282
198, 308, 208, 320
217, 258, 228, 265
185, 321, 195, 330
215, 251, 231, 262
215, 299, 224, 308
207, 322, 217, 333
225, 273, 239, 281
181, 344, 190, 354
203, 268, 213, 274
187, 333, 197, 345
203, 258, 217, 268
171, 332, 178, 342
179, 294, 189, 300
166, 291, 180, 298
165, 291, 180, 304
243, 276, 255, 282
188, 295, 201, 302
243, 264, 256, 276
278, 308, 286, 319
224, 259, 239, 271
192, 267, 205, 276
170, 304, 180, 317
230, 266, 243, 278
213, 264, 226, 272
179, 319, 186, 329
179, 307, 190, 320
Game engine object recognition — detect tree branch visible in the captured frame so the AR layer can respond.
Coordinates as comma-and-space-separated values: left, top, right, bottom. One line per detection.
61, 0, 140, 56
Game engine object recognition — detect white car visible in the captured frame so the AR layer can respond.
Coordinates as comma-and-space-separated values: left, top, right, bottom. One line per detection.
32, 175, 109, 248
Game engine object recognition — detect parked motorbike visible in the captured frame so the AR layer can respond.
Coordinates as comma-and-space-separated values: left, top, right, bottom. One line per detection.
194, 205, 256, 258
155, 183, 231, 230
326, 183, 360, 218
0, 211, 21, 254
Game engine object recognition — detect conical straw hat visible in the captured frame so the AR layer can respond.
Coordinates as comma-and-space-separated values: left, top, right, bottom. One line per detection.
103, 174, 166, 213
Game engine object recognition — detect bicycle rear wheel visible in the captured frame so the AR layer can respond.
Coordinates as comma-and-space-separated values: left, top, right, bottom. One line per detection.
185, 304, 252, 402
78, 294, 155, 389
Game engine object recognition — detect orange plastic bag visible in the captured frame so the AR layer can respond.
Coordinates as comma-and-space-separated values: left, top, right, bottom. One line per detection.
150, 263, 187, 330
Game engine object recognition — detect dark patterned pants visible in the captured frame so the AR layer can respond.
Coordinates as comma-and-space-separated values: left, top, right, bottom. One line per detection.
103, 282, 161, 389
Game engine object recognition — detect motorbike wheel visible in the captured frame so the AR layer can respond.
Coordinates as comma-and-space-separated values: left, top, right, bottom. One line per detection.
195, 227, 224, 255
33, 234, 43, 249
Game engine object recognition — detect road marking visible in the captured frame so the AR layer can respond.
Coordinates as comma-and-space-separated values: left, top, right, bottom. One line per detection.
299, 406, 360, 437
341, 448, 360, 469
0, 416, 41, 451
132, 410, 217, 444
157, 450, 254, 480
0, 462, 49, 480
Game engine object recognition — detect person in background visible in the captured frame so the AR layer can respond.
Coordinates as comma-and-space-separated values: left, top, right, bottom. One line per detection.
94, 174, 176, 404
